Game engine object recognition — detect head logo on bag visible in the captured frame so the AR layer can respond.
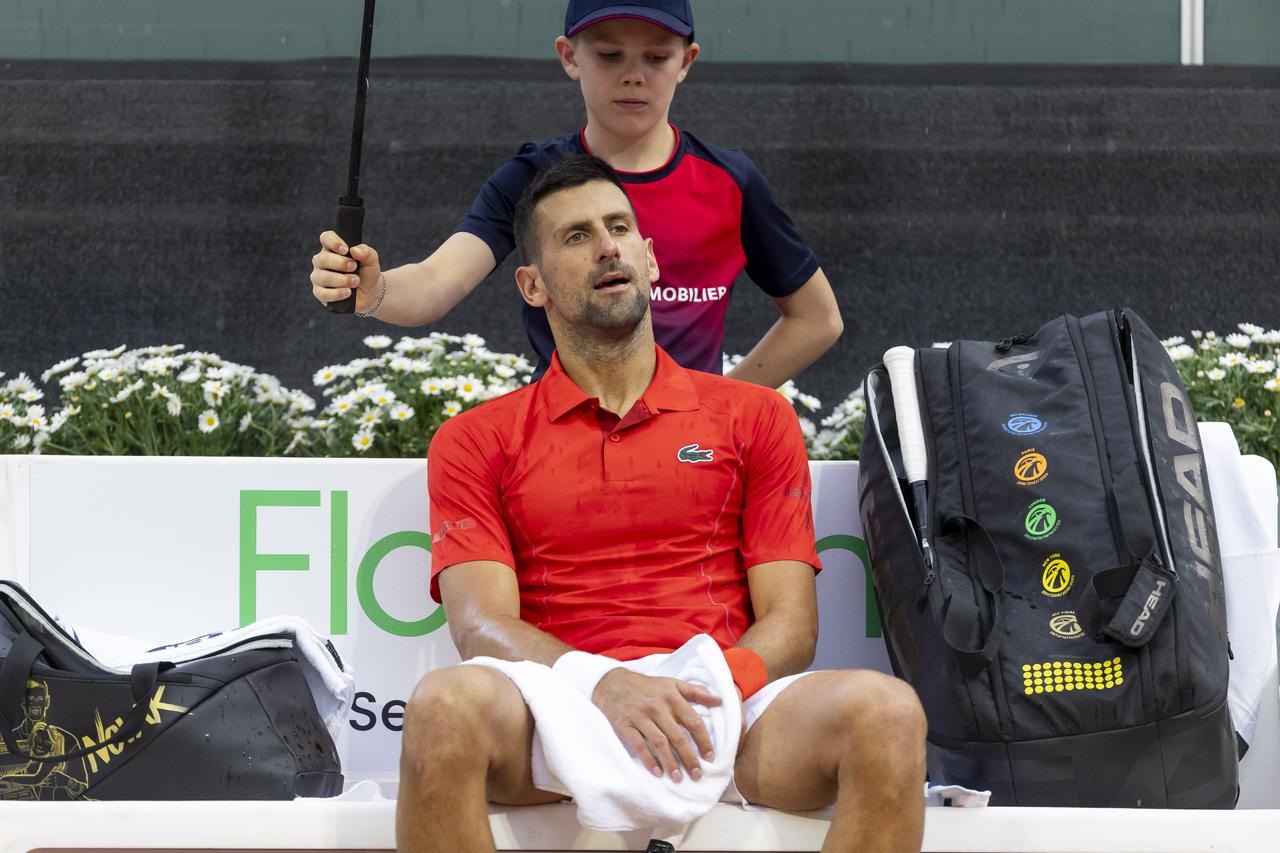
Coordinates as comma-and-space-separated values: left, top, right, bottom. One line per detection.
1049, 612, 1084, 639
1014, 449, 1048, 485
1024, 499, 1061, 541
1003, 413, 1045, 436
1041, 554, 1074, 597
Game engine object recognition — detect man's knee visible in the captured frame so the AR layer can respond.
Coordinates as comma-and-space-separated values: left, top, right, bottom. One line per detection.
832, 671, 927, 763
402, 666, 518, 764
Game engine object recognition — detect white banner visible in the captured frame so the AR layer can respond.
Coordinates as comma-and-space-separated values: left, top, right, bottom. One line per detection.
0, 456, 883, 775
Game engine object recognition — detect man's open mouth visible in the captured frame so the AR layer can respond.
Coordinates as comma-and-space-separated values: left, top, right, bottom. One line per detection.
594, 272, 630, 290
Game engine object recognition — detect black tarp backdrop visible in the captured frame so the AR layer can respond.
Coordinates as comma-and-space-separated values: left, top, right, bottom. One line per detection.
2, 59, 1279, 411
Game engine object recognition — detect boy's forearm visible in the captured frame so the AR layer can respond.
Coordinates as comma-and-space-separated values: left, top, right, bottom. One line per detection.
367, 233, 497, 327
726, 311, 843, 389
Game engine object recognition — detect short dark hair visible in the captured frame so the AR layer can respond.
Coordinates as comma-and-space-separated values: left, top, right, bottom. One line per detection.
513, 155, 630, 265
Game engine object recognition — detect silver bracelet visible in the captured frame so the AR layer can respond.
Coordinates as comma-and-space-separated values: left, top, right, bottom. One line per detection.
355, 273, 388, 318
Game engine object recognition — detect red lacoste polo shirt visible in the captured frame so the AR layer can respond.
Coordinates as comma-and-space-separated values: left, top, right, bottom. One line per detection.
427, 346, 821, 661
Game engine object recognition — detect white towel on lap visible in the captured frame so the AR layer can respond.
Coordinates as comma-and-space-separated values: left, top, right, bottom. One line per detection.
465, 634, 740, 834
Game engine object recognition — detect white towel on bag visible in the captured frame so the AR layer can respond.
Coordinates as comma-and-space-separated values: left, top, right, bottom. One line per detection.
69, 615, 354, 744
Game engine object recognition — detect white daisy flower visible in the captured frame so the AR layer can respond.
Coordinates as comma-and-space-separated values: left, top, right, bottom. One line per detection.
1199, 339, 1217, 351
239, 413, 253, 433
332, 397, 355, 415
363, 335, 393, 350
110, 379, 145, 403
388, 356, 413, 373
1205, 331, 1217, 340
352, 430, 375, 452
166, 396, 183, 417
82, 345, 127, 360
197, 409, 220, 433
1225, 333, 1252, 349
359, 406, 382, 427
0, 403, 14, 421
1238, 322, 1264, 337
443, 400, 463, 418
797, 393, 822, 412
177, 367, 201, 384
371, 388, 397, 407
1166, 344, 1195, 361
1265, 378, 1280, 392
420, 378, 443, 396
11, 434, 31, 450
288, 391, 316, 413
1206, 368, 1227, 381
59, 371, 88, 390
27, 410, 48, 431
462, 333, 486, 349
313, 365, 341, 386
1219, 353, 1247, 368
1246, 360, 1276, 375
494, 364, 517, 379
1190, 330, 1203, 339
202, 380, 228, 406
455, 376, 481, 402
40, 357, 79, 382
390, 403, 414, 421
6, 374, 37, 396
1161, 336, 1185, 348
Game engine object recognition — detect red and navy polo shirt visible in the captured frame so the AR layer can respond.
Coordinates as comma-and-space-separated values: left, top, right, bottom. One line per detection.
456, 126, 820, 377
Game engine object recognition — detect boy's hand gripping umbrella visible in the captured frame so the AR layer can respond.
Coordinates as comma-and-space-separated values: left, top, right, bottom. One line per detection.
326, 0, 377, 314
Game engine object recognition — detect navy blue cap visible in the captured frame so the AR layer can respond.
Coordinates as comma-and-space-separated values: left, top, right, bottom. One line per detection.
564, 1, 694, 39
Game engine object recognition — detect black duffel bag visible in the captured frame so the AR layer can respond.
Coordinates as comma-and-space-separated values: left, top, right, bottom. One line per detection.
859, 308, 1237, 807
0, 580, 343, 800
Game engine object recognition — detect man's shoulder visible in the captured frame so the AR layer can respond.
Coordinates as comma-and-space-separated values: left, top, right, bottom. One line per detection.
686, 369, 791, 419
431, 382, 543, 451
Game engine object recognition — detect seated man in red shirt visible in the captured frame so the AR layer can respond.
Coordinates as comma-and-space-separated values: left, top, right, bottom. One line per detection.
399, 155, 926, 853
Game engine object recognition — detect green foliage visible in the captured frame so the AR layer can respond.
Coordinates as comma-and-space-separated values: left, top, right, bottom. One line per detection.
1164, 325, 1280, 473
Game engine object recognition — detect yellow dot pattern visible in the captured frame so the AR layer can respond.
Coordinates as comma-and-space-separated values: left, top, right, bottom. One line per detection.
1021, 658, 1124, 695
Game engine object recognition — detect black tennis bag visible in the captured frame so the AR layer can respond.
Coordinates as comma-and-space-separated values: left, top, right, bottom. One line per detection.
859, 308, 1238, 807
0, 580, 343, 800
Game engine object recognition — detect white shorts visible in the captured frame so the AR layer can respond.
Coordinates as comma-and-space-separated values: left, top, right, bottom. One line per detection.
722, 670, 822, 806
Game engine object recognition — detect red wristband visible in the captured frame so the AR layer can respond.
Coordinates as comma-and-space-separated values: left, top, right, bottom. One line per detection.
723, 646, 769, 700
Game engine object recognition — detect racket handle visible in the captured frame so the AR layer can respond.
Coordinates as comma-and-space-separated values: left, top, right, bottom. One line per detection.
326, 196, 364, 314
883, 346, 928, 486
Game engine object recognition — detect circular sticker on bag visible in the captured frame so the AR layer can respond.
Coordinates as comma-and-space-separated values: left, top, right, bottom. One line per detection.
1024, 498, 1061, 541
1041, 554, 1074, 598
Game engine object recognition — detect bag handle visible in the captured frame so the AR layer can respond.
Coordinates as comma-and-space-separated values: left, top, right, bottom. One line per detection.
1075, 550, 1176, 648
0, 633, 169, 762
937, 515, 1006, 678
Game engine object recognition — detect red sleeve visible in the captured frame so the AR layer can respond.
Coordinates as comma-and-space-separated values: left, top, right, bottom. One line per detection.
427, 416, 516, 603
738, 390, 822, 573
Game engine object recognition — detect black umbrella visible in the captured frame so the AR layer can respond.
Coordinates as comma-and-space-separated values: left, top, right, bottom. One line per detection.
327, 0, 377, 314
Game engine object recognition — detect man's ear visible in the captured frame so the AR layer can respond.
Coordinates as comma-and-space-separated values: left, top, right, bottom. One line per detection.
515, 264, 549, 308
676, 42, 699, 84
645, 237, 660, 284
555, 36, 580, 81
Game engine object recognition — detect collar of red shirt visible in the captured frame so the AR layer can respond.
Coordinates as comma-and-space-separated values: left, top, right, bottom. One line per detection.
540, 345, 700, 422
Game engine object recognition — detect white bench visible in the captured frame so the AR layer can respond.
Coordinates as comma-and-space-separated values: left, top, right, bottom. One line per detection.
1, 799, 1279, 853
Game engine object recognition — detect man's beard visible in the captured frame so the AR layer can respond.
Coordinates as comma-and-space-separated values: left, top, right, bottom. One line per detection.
573, 260, 649, 336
